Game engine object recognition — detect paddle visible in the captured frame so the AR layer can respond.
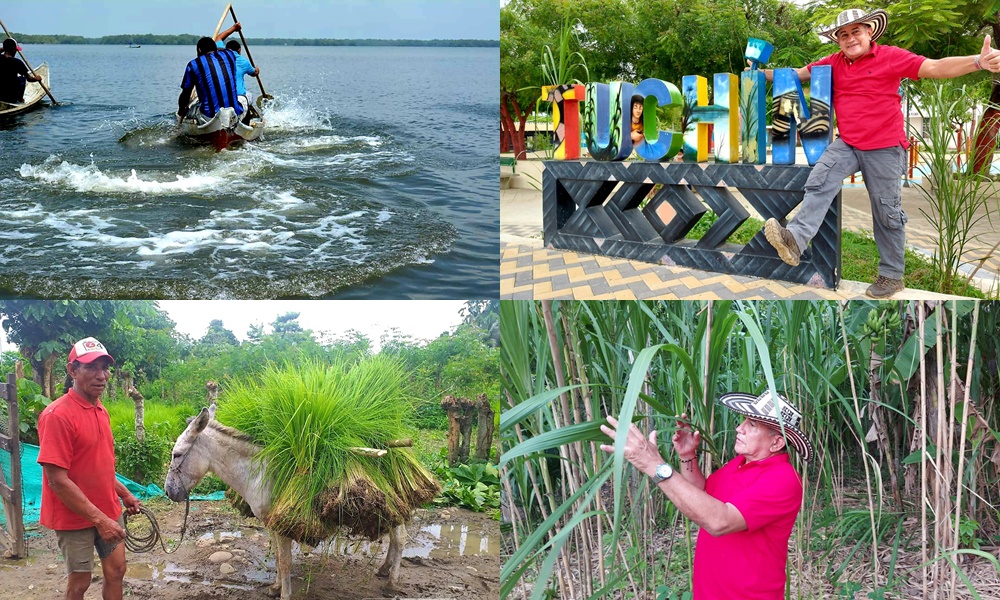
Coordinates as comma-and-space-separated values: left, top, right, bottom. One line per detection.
213, 3, 233, 39
227, 5, 273, 108
0, 19, 58, 105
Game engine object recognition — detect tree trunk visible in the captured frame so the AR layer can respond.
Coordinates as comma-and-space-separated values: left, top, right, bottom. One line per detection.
441, 394, 476, 466
458, 400, 474, 464
501, 89, 529, 159
128, 386, 145, 443
41, 353, 60, 399
475, 393, 495, 462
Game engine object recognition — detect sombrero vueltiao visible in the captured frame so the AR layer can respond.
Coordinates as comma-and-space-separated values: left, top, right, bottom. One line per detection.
718, 390, 814, 462
818, 8, 888, 44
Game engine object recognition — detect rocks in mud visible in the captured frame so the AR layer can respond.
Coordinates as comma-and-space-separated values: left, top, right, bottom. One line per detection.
219, 562, 237, 574
209, 551, 234, 564
196, 532, 216, 548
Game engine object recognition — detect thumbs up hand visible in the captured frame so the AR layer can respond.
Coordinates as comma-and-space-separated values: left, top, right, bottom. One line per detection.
979, 34, 1000, 72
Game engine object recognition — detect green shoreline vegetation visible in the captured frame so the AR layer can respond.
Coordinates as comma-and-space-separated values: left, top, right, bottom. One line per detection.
10, 33, 499, 47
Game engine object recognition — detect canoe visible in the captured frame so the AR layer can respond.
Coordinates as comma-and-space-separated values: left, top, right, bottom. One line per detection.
0, 63, 50, 117
178, 98, 266, 151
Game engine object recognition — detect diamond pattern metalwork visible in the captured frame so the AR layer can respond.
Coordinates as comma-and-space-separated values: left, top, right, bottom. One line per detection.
542, 161, 841, 288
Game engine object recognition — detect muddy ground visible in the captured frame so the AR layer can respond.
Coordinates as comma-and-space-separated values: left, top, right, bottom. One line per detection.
0, 499, 499, 600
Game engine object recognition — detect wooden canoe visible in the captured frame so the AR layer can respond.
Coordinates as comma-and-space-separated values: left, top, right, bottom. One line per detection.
178, 99, 265, 151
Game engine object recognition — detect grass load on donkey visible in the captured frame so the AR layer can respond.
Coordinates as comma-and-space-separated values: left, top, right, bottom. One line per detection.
215, 356, 440, 545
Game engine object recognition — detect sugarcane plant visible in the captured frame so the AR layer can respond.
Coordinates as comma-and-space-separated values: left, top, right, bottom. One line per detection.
500, 300, 1000, 600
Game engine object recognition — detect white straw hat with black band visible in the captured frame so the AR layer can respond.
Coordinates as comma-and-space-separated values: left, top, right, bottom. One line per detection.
818, 8, 888, 44
718, 390, 814, 462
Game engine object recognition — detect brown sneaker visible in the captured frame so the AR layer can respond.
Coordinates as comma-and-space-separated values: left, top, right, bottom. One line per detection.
866, 275, 904, 298
764, 218, 801, 266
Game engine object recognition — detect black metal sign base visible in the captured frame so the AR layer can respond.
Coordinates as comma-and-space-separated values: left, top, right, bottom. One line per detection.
542, 161, 841, 289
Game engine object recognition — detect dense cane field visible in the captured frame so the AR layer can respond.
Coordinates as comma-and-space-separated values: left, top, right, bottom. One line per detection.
500, 300, 1000, 599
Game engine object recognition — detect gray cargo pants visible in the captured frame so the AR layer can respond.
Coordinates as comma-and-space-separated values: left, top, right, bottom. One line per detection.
786, 137, 908, 279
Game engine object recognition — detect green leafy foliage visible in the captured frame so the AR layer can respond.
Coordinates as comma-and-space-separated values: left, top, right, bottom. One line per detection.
10, 379, 51, 445
433, 462, 501, 514
114, 434, 169, 486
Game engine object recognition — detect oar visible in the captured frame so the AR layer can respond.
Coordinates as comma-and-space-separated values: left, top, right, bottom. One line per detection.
0, 19, 58, 105
213, 3, 232, 39
227, 4, 273, 107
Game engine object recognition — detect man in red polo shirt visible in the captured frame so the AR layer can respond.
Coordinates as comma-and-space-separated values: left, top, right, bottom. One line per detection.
759, 8, 1000, 298
601, 390, 813, 599
37, 337, 142, 600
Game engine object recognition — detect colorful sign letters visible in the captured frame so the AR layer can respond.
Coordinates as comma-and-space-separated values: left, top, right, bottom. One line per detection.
543, 64, 833, 167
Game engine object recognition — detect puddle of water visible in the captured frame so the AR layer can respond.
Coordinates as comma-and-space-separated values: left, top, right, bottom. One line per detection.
403, 523, 500, 559
0, 557, 32, 568
298, 522, 499, 560
125, 561, 194, 584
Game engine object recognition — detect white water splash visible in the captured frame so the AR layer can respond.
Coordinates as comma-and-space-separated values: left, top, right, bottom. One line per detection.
19, 160, 227, 195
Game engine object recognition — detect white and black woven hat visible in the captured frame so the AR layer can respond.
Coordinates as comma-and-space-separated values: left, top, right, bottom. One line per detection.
818, 8, 888, 44
719, 390, 813, 461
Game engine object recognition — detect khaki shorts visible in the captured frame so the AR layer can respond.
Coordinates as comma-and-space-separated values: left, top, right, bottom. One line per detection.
55, 515, 124, 575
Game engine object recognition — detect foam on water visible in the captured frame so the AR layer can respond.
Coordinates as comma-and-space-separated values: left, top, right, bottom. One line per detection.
267, 134, 384, 154
19, 160, 228, 195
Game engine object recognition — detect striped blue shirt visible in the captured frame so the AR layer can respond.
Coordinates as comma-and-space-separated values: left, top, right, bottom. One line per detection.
181, 49, 243, 118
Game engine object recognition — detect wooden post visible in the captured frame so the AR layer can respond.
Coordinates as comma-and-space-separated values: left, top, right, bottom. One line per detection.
441, 395, 475, 466
206, 380, 219, 404
474, 393, 495, 461
457, 398, 474, 464
1, 373, 25, 558
128, 386, 145, 443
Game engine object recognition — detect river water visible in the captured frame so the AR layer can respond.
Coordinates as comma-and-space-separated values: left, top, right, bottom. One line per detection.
0, 44, 499, 298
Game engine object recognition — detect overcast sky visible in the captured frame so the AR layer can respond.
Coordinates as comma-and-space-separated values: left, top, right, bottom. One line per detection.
5, 1, 499, 40
0, 301, 468, 354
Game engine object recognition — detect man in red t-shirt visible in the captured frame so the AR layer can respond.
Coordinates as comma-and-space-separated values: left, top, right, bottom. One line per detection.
601, 390, 813, 599
758, 8, 1000, 298
37, 337, 141, 600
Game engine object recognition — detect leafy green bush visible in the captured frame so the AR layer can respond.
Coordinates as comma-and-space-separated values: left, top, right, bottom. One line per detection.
433, 462, 500, 514
114, 433, 169, 486
410, 398, 448, 430
12, 379, 51, 445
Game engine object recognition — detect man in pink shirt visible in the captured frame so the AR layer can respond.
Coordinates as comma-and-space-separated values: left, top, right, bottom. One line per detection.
601, 390, 813, 599
759, 8, 1000, 298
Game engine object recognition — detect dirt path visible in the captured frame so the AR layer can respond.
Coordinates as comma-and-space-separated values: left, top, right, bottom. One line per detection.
0, 499, 500, 600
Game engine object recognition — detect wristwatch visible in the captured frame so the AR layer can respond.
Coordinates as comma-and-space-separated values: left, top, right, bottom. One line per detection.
652, 463, 673, 483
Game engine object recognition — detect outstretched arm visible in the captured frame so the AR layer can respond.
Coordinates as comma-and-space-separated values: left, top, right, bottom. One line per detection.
919, 34, 1000, 78
178, 86, 193, 118
215, 22, 242, 42
600, 416, 747, 537
748, 61, 811, 83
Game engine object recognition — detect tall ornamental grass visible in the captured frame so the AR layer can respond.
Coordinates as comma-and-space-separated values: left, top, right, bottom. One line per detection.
216, 356, 439, 543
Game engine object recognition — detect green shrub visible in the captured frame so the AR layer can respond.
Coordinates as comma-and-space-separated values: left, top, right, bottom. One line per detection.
114, 433, 169, 486
433, 462, 501, 514
410, 398, 448, 430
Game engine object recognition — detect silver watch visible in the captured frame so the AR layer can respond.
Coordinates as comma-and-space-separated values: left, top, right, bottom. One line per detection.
652, 463, 673, 483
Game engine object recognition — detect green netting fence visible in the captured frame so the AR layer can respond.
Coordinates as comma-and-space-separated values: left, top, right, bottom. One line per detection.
1, 443, 222, 528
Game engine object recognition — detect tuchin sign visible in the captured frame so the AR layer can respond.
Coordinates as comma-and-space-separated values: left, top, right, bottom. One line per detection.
542, 39, 833, 167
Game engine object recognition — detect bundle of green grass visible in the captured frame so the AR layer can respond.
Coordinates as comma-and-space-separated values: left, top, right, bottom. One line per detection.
215, 357, 440, 544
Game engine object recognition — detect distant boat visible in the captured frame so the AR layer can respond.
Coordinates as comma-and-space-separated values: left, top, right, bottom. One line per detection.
128, 41, 141, 48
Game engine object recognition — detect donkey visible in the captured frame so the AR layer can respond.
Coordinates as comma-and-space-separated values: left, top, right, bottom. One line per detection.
164, 405, 405, 600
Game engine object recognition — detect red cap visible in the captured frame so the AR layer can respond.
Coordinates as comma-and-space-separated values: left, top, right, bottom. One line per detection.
68, 337, 115, 364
